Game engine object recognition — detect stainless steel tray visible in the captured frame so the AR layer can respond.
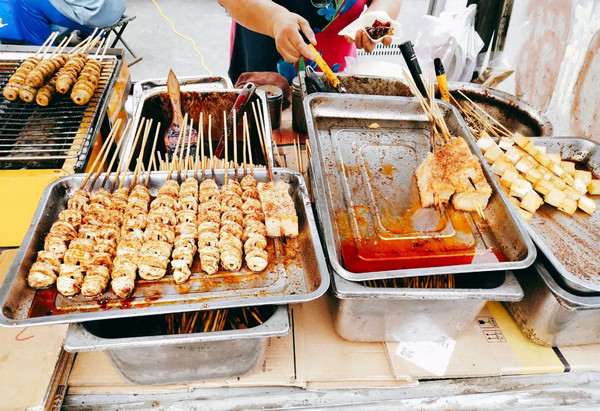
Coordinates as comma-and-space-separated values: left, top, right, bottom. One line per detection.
330, 269, 523, 342
522, 138, 600, 293
0, 168, 328, 327
506, 259, 600, 347
64, 305, 289, 384
305, 94, 536, 282
299, 73, 553, 137
132, 75, 232, 109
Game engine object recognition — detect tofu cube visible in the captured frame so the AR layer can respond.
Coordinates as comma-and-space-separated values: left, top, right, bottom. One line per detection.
517, 208, 534, 222
524, 141, 538, 156
491, 159, 513, 176
498, 137, 514, 151
501, 168, 520, 188
541, 172, 553, 181
525, 167, 544, 184
550, 176, 567, 190
564, 186, 582, 201
558, 197, 577, 215
521, 190, 544, 214
578, 196, 597, 215
510, 179, 533, 199
574, 178, 588, 195
533, 151, 551, 167
476, 135, 496, 152
549, 162, 566, 177
587, 180, 600, 195
483, 145, 504, 163
512, 133, 530, 148
574, 170, 592, 186
534, 179, 554, 196
560, 173, 575, 186
560, 161, 576, 177
515, 157, 535, 174
506, 194, 522, 208
545, 189, 566, 208
546, 153, 562, 164
506, 146, 526, 164
534, 145, 547, 155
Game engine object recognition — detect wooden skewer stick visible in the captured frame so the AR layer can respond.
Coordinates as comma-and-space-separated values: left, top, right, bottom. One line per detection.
293, 137, 300, 173
79, 120, 119, 189
108, 119, 134, 189
130, 118, 153, 191
251, 102, 267, 163
252, 101, 274, 182
182, 117, 193, 180
144, 121, 161, 187
116, 117, 146, 190
233, 109, 238, 179
50, 35, 70, 57
242, 112, 247, 176
70, 28, 98, 54
168, 113, 187, 181
223, 110, 229, 182
35, 32, 57, 57
100, 117, 130, 188
244, 114, 254, 177
41, 32, 59, 57
272, 138, 283, 167
457, 91, 513, 137
196, 113, 203, 180
208, 114, 215, 179
88, 122, 120, 190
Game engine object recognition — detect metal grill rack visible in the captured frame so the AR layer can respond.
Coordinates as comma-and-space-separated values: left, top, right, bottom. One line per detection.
0, 56, 119, 170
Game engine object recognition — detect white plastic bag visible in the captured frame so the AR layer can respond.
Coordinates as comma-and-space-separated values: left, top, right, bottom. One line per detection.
413, 5, 484, 82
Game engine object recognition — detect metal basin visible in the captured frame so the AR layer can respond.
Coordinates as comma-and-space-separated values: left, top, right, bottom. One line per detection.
64, 305, 289, 384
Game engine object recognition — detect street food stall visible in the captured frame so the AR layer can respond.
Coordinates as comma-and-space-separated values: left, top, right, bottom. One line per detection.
1, 1, 600, 409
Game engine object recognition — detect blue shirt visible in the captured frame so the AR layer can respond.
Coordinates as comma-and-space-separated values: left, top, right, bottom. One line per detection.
49, 0, 126, 28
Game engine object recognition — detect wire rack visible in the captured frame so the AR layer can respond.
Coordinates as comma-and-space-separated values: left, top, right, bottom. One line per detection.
0, 56, 118, 170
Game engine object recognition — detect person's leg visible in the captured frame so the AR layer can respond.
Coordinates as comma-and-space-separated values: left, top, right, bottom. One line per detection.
16, 0, 91, 45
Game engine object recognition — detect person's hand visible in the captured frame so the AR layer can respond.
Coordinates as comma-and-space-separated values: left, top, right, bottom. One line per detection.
271, 10, 317, 63
346, 29, 392, 52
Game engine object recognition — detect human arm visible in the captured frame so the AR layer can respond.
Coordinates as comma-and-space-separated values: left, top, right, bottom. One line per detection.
218, 0, 317, 63
350, 0, 402, 52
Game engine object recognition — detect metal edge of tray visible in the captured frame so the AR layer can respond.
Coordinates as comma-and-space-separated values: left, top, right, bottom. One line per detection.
304, 93, 537, 282
125, 88, 275, 174
132, 75, 232, 111
521, 137, 600, 293
63, 305, 289, 352
534, 261, 600, 310
330, 268, 523, 302
298, 73, 553, 136
0, 168, 329, 327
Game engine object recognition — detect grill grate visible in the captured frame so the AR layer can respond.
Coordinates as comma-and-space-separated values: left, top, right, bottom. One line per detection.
0, 57, 117, 170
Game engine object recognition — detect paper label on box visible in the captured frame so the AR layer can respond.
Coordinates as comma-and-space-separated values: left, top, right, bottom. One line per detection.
395, 336, 456, 376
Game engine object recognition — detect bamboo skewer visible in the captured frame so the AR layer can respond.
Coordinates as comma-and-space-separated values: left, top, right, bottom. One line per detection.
88, 129, 118, 190
208, 114, 215, 178
233, 110, 238, 179
144, 122, 161, 187
35, 33, 57, 57
244, 114, 254, 177
79, 121, 118, 189
223, 110, 229, 181
130, 119, 153, 191
242, 113, 247, 176
253, 102, 273, 182
116, 118, 146, 190
101, 118, 131, 187
196, 113, 203, 180
168, 113, 187, 181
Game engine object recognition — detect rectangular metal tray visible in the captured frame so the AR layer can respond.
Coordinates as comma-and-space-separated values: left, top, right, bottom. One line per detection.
64, 305, 289, 384
305, 94, 536, 282
521, 137, 600, 293
0, 168, 328, 327
505, 257, 600, 347
330, 268, 523, 342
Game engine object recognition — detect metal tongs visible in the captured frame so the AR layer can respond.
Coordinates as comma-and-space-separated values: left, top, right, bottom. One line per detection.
214, 82, 256, 158
299, 31, 347, 94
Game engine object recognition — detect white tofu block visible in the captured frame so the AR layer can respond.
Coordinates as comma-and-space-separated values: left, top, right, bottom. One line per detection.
512, 133, 530, 148
498, 137, 514, 151
483, 145, 504, 163
534, 145, 547, 155
510, 179, 533, 199
491, 159, 513, 176
561, 173, 575, 186
560, 161, 576, 177
506, 194, 521, 208
546, 153, 561, 164
550, 176, 567, 190
515, 157, 535, 174
521, 190, 543, 214
549, 162, 566, 177
525, 167, 544, 184
564, 186, 582, 201
506, 146, 526, 164
501, 169, 520, 188
517, 207, 533, 222
533, 151, 551, 167
476, 135, 496, 152
534, 179, 553, 196
574, 170, 592, 185
545, 189, 566, 208
541, 172, 553, 181
587, 180, 600, 195
558, 197, 577, 215
578, 196, 597, 215
524, 141, 538, 156
574, 178, 588, 195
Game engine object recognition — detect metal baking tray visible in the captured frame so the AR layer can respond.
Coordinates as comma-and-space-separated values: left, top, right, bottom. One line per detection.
299, 73, 553, 137
0, 168, 328, 327
125, 87, 274, 172
305, 94, 536, 282
330, 269, 523, 342
521, 138, 600, 293
64, 305, 289, 384
132, 75, 232, 109
505, 257, 600, 347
